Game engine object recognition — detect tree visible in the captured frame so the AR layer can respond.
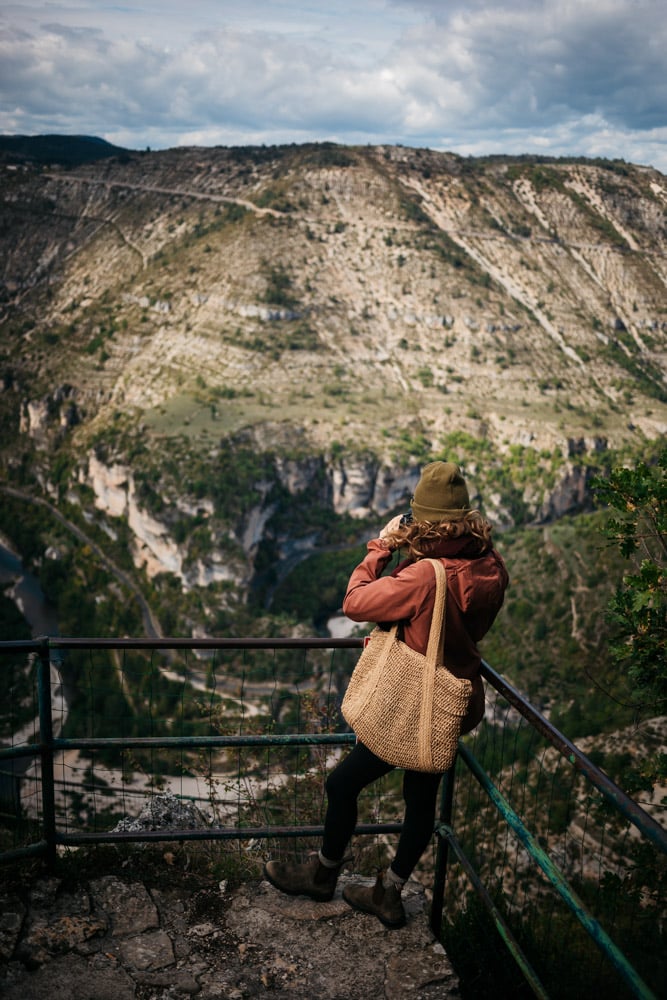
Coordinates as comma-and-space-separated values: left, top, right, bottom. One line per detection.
592, 447, 667, 714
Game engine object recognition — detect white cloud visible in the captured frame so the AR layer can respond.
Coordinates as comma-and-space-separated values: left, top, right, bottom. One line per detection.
389, 1, 667, 129
0, 1, 665, 170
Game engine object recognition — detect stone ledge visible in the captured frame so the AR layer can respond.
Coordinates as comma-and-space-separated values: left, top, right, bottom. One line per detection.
0, 872, 461, 999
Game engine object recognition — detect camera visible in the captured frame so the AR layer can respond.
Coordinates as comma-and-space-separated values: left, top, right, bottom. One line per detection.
399, 510, 413, 526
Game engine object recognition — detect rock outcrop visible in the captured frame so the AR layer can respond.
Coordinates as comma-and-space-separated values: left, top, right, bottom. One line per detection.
80, 444, 605, 602
84, 453, 242, 589
0, 863, 461, 1000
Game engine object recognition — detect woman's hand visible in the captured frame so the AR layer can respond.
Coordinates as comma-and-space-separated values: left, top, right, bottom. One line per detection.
379, 514, 404, 539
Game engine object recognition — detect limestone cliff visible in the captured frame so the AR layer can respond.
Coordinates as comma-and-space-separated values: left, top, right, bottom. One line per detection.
79, 444, 596, 601
1, 141, 665, 615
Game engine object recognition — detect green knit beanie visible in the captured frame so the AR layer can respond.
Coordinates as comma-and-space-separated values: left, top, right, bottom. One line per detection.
410, 461, 471, 522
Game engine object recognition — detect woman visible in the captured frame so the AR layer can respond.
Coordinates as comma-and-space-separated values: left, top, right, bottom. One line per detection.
264, 461, 509, 928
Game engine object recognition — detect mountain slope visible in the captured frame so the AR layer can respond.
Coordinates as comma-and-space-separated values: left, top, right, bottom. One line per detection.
2, 143, 665, 458
0, 141, 666, 633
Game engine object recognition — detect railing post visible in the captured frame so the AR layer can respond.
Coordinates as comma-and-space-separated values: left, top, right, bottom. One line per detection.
37, 637, 57, 870
430, 754, 456, 938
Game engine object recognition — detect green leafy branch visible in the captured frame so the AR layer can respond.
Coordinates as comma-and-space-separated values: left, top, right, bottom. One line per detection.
592, 447, 667, 713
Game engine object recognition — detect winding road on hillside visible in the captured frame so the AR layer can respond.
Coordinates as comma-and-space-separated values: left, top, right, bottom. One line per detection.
1, 484, 164, 640
44, 170, 667, 257
45, 172, 286, 218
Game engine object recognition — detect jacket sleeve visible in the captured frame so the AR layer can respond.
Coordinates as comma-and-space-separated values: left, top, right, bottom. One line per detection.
343, 540, 432, 624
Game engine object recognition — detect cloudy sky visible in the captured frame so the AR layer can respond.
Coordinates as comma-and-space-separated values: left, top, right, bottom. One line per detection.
2, 1, 666, 171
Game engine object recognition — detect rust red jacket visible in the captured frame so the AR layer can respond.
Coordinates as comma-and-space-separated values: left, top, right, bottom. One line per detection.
343, 537, 509, 734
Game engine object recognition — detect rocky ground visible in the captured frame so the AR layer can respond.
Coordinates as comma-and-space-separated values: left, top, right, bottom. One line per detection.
0, 851, 461, 1000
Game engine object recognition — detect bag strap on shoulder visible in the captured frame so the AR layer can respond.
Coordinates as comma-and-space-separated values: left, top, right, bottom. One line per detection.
424, 558, 446, 667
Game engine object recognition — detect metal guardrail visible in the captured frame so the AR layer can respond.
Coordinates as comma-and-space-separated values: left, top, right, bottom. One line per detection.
1, 636, 665, 998
432, 661, 666, 1000
0, 635, 402, 865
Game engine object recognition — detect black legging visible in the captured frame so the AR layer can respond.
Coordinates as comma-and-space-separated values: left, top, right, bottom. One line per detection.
321, 741, 443, 880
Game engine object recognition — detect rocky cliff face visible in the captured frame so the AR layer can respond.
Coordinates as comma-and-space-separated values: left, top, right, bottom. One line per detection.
3, 145, 666, 452
79, 444, 595, 600
85, 453, 242, 590
1, 142, 665, 612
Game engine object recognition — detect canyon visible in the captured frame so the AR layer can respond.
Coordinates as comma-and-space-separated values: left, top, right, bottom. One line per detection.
0, 139, 665, 620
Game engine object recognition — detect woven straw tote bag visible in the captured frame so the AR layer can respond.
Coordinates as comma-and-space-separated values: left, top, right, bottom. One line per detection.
341, 559, 472, 772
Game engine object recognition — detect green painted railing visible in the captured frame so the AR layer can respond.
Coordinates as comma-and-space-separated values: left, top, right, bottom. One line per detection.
1, 636, 665, 998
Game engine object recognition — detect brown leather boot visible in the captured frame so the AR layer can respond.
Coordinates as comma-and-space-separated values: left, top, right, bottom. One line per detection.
263, 853, 344, 902
342, 872, 406, 929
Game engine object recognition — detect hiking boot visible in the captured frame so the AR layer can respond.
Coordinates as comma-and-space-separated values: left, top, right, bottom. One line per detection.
263, 852, 345, 902
342, 872, 406, 929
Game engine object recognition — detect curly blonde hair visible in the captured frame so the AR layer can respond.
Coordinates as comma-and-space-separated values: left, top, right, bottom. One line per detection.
383, 510, 493, 559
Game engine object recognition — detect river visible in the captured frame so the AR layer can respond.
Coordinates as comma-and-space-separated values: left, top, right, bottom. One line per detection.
0, 539, 67, 809
0, 540, 60, 638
